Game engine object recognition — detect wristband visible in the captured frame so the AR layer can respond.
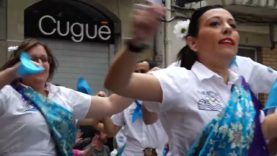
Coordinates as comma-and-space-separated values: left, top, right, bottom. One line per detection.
125, 39, 149, 53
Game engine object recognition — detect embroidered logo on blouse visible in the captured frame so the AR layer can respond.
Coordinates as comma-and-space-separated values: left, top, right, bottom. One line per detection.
197, 91, 224, 111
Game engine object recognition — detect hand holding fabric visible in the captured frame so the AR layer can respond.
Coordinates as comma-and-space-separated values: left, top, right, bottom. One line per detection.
16, 52, 44, 77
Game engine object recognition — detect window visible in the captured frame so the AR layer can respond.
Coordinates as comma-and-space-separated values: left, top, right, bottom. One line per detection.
238, 46, 258, 61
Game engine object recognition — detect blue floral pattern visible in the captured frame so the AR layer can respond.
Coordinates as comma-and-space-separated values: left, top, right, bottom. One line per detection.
188, 79, 256, 155
13, 84, 75, 156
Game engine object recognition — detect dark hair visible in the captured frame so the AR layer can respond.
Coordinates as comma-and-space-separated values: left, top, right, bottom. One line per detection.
137, 59, 157, 69
177, 5, 224, 69
0, 38, 58, 81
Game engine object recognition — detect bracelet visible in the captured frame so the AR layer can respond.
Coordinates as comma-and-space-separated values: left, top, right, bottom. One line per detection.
125, 39, 149, 53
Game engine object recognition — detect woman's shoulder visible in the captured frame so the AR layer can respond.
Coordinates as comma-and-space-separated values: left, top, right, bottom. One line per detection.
1, 84, 17, 94
154, 66, 190, 74
0, 85, 21, 104
47, 83, 75, 94
152, 66, 193, 80
151, 67, 195, 92
235, 56, 254, 65
46, 82, 91, 101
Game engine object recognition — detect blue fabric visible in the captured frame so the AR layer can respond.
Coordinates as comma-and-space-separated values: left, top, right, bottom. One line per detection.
264, 79, 277, 114
13, 83, 76, 156
116, 144, 126, 156
132, 100, 143, 123
76, 77, 93, 95
188, 77, 260, 156
229, 56, 237, 68
163, 144, 169, 156
247, 78, 269, 156
17, 52, 44, 76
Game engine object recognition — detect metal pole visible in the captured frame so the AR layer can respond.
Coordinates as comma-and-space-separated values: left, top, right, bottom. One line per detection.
164, 0, 172, 67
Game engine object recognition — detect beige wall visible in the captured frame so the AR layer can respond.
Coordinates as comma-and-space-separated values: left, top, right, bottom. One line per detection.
239, 31, 271, 48
0, 0, 39, 66
4, 0, 40, 65
94, 0, 131, 38
0, 41, 7, 67
7, 0, 40, 41
0, 0, 6, 40
0, 0, 7, 66
93, 0, 144, 39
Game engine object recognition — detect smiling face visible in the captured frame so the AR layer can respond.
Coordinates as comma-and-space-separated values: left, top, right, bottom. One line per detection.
188, 8, 239, 66
22, 44, 50, 87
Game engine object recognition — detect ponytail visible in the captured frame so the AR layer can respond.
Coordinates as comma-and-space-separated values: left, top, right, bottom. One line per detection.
177, 46, 198, 70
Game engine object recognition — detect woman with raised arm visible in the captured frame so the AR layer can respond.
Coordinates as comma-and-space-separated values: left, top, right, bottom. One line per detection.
0, 39, 134, 156
105, 4, 277, 155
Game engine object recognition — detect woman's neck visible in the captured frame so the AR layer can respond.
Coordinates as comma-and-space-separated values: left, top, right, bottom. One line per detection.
202, 61, 230, 84
212, 67, 229, 84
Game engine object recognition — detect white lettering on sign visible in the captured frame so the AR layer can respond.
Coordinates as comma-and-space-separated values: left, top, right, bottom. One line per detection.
39, 15, 56, 35
99, 25, 111, 40
38, 15, 112, 43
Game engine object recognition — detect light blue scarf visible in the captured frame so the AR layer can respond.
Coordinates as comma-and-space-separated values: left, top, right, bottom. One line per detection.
264, 79, 277, 114
13, 83, 76, 156
132, 100, 143, 123
188, 77, 268, 155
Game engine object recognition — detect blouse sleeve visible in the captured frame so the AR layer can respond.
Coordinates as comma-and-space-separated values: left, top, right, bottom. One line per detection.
56, 85, 92, 120
235, 56, 277, 94
151, 67, 190, 112
111, 111, 125, 127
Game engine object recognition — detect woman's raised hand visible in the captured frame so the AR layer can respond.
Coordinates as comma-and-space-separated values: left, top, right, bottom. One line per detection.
131, 4, 165, 43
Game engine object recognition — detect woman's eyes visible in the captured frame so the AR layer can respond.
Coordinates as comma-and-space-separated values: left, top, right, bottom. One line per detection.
31, 57, 49, 63
209, 21, 220, 27
209, 21, 237, 29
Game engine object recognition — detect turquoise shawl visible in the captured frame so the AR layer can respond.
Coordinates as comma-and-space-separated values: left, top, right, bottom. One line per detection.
13, 83, 76, 156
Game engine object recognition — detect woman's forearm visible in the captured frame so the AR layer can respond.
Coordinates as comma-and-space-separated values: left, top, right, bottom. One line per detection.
104, 47, 139, 95
102, 117, 118, 137
87, 94, 133, 119
262, 113, 277, 139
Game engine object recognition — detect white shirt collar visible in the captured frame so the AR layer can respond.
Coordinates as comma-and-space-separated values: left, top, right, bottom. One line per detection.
191, 61, 239, 84
46, 82, 59, 94
228, 70, 239, 87
191, 61, 216, 81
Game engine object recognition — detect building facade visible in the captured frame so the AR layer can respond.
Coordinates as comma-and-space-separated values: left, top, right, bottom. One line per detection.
0, 0, 147, 92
